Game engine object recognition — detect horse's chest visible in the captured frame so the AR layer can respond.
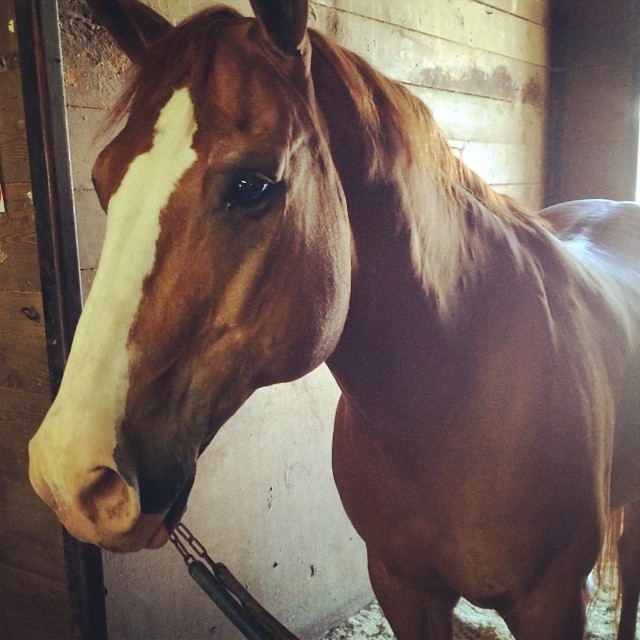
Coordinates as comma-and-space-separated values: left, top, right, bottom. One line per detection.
331, 405, 559, 601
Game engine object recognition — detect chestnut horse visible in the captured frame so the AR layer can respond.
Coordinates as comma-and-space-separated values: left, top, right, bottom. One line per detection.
28, 1, 640, 638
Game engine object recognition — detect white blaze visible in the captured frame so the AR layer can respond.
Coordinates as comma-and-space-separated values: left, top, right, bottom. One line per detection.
31, 88, 198, 502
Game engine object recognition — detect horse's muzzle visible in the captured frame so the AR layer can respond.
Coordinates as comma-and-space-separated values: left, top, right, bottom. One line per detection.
28, 436, 192, 551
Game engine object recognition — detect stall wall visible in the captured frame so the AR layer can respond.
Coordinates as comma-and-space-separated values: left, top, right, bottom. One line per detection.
547, 0, 640, 203
0, 1, 73, 638
59, 0, 550, 638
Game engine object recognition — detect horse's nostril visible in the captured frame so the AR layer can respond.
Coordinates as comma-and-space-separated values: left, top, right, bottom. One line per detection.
78, 466, 140, 533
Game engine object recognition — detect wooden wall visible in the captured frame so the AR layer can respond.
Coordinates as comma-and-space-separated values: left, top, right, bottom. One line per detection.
0, 1, 73, 638
311, 0, 550, 210
548, 0, 640, 203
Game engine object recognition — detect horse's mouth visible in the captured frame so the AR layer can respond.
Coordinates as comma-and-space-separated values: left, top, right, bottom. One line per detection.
147, 475, 195, 549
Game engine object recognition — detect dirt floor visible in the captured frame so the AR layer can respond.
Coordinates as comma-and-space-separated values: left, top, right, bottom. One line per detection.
321, 583, 627, 639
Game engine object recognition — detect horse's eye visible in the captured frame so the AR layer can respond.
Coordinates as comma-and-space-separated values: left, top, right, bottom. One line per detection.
226, 173, 273, 210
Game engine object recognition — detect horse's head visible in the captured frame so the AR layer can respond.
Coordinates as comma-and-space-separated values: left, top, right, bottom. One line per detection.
28, 0, 351, 551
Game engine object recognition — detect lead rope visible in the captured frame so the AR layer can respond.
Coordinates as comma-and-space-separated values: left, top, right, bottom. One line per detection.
170, 522, 300, 640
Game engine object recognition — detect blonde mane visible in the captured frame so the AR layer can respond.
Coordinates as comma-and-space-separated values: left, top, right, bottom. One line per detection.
308, 28, 542, 231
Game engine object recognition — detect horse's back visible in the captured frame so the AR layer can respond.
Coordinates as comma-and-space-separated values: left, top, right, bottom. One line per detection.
541, 199, 640, 270
541, 199, 640, 335
541, 199, 640, 508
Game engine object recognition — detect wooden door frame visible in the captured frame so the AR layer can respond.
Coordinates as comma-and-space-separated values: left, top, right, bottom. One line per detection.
547, 0, 640, 204
14, 1, 107, 637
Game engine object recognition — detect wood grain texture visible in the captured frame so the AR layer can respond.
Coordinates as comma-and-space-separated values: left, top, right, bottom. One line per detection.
309, 0, 549, 209
477, 0, 549, 25
0, 183, 42, 292
0, 290, 50, 394
0, 71, 31, 184
311, 6, 547, 104
0, 474, 67, 580
0, 564, 71, 640
312, 0, 548, 64
0, 386, 50, 481
0, 3, 73, 636
549, 0, 639, 203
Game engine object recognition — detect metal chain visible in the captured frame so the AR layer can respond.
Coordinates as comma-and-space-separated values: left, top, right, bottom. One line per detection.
171, 522, 299, 640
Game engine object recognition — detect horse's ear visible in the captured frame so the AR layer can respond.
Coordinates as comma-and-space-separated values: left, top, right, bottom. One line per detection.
249, 0, 309, 56
86, 0, 173, 63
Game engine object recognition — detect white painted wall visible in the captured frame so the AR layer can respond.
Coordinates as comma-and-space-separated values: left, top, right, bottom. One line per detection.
104, 366, 367, 639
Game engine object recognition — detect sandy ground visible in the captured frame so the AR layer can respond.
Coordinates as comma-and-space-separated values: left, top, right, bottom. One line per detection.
321, 584, 629, 639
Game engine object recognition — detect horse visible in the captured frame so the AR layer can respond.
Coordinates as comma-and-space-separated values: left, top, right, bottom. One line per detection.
28, 1, 640, 638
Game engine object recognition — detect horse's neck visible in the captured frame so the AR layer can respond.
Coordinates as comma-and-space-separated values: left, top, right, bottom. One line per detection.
310, 48, 476, 427
311, 38, 541, 430
325, 168, 475, 429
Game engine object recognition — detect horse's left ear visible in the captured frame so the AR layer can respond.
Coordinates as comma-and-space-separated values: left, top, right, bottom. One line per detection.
249, 0, 309, 56
86, 0, 173, 63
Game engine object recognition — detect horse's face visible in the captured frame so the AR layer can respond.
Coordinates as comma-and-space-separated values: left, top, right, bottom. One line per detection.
28, 1, 351, 551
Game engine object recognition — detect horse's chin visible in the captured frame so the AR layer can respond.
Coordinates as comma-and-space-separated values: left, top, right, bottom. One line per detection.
147, 523, 172, 549
145, 474, 195, 549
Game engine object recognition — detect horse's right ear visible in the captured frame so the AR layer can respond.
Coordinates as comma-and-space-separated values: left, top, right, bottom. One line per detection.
249, 0, 309, 56
86, 0, 173, 63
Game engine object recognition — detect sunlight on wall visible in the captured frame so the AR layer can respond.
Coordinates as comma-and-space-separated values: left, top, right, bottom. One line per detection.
637, 101, 640, 202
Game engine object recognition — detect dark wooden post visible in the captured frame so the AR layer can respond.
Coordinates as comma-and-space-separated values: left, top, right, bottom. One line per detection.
547, 0, 640, 204
7, 0, 108, 637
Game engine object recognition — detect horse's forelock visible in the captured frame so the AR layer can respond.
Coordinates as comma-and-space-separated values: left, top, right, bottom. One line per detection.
105, 7, 248, 130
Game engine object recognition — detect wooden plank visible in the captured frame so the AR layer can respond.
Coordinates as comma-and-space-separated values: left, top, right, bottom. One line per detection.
0, 290, 50, 394
311, 0, 549, 65
149, 0, 253, 22
1, 4, 78, 640
475, 0, 549, 26
0, 1, 19, 53
1, 182, 34, 224
407, 85, 546, 145
0, 475, 67, 581
311, 6, 548, 106
2, 611, 71, 640
0, 386, 50, 481
0, 70, 31, 184
0, 563, 71, 640
0, 183, 42, 292
566, 20, 637, 70
452, 139, 545, 186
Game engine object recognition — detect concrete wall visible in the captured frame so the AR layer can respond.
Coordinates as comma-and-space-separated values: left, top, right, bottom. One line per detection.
58, 0, 551, 637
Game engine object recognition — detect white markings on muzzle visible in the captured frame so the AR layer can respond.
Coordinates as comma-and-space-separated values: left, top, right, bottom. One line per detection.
29, 88, 198, 505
